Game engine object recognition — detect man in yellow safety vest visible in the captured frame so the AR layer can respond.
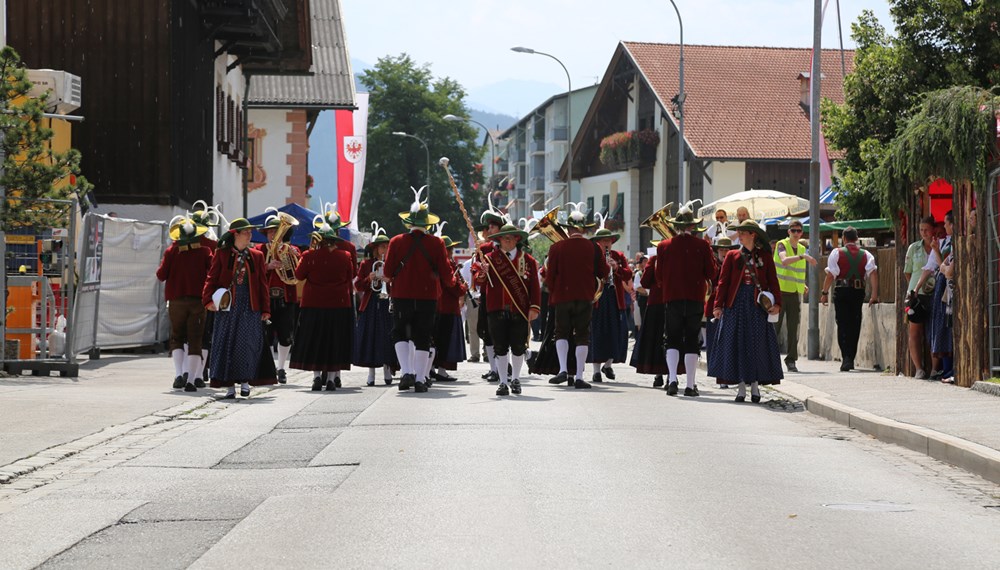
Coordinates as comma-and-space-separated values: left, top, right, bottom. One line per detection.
773, 219, 817, 372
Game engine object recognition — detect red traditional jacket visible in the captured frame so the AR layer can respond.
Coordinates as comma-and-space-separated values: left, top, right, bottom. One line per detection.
482, 247, 541, 316
254, 242, 300, 303
383, 230, 455, 300
438, 259, 468, 316
335, 239, 359, 276
354, 257, 379, 313
545, 236, 610, 304
202, 246, 270, 314
714, 247, 782, 311
705, 255, 723, 318
599, 249, 633, 310
640, 256, 663, 307
656, 233, 716, 303
156, 242, 213, 301
294, 247, 354, 309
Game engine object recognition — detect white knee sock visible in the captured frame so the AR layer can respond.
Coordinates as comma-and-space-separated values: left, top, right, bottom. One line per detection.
383, 365, 393, 380
412, 350, 430, 383
556, 339, 569, 373
592, 362, 601, 377
497, 353, 509, 385
171, 349, 184, 377
574, 346, 588, 379
394, 342, 412, 375
604, 358, 613, 368
751, 381, 760, 397
241, 382, 250, 392
485, 346, 496, 372
737, 382, 747, 398
422, 353, 434, 381
197, 349, 208, 380
185, 355, 200, 385
226, 385, 236, 396
666, 349, 680, 382
511, 353, 524, 380
684, 353, 699, 389
277, 344, 291, 370
367, 368, 376, 383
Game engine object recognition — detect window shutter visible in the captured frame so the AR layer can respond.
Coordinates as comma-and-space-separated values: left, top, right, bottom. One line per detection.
215, 87, 225, 147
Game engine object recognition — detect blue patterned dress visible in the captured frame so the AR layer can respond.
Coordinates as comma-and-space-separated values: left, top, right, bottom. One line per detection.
210, 279, 265, 386
707, 283, 783, 385
588, 282, 627, 363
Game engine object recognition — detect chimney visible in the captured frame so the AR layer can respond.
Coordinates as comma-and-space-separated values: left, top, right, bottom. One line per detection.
798, 72, 825, 110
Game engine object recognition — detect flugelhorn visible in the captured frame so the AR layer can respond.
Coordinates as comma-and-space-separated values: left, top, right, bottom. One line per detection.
639, 202, 676, 240
264, 209, 301, 285
530, 206, 569, 242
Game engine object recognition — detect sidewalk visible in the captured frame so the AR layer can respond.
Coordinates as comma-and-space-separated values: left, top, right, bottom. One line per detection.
0, 353, 208, 467
771, 358, 1000, 484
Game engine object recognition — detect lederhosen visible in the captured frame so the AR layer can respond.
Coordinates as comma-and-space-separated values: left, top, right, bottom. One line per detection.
391, 233, 438, 351
258, 243, 297, 348
486, 249, 533, 358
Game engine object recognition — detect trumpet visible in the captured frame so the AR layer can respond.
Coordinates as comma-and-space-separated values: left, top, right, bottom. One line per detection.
371, 260, 389, 299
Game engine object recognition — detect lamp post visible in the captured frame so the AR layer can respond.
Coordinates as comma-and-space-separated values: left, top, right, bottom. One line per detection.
443, 114, 497, 190
667, 0, 686, 205
511, 47, 572, 204
391, 131, 430, 193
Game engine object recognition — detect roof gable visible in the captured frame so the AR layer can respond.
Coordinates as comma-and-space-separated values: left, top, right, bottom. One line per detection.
621, 42, 853, 160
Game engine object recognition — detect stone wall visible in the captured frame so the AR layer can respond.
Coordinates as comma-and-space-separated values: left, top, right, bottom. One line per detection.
786, 302, 897, 371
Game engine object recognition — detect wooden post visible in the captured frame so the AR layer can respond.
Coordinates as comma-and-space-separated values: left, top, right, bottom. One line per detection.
952, 180, 988, 387
895, 192, 920, 376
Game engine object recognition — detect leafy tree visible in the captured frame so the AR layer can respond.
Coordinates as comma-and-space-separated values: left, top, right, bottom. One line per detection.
0, 46, 92, 230
357, 54, 487, 244
821, 2, 1000, 218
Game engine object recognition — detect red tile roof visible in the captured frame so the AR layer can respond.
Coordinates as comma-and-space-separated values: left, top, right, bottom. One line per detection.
623, 42, 853, 160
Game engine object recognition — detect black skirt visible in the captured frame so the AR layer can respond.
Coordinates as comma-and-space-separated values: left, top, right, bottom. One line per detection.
291, 306, 354, 371
433, 313, 467, 370
353, 296, 398, 369
529, 306, 577, 375
629, 303, 668, 375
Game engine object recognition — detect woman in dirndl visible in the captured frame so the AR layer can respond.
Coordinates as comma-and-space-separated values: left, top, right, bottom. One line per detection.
203, 218, 275, 399
588, 223, 632, 383
916, 211, 954, 382
629, 244, 668, 387
709, 220, 783, 403
431, 235, 469, 381
705, 236, 738, 389
353, 226, 398, 386
291, 223, 356, 391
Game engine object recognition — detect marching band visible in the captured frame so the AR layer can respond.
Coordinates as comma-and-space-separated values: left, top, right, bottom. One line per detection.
156, 192, 782, 401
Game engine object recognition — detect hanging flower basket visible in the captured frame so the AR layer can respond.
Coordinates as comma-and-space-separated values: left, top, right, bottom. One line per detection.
599, 129, 660, 169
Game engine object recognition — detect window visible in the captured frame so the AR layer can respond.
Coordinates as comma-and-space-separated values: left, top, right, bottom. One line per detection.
586, 196, 594, 214
601, 194, 610, 216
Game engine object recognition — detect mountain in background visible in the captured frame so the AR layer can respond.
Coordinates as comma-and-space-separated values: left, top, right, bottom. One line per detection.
467, 78, 570, 118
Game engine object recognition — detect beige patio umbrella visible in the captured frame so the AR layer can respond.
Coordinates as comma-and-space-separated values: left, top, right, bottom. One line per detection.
697, 189, 810, 221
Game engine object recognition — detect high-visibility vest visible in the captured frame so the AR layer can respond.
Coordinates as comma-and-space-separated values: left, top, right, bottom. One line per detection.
773, 237, 807, 294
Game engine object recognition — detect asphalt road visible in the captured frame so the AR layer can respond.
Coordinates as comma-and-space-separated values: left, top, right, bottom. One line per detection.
3, 362, 1000, 569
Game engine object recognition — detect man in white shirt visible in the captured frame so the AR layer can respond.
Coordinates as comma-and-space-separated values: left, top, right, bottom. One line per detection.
821, 226, 879, 372
460, 257, 480, 362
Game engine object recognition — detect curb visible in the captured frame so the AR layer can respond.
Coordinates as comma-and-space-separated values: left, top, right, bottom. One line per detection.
773, 380, 1000, 485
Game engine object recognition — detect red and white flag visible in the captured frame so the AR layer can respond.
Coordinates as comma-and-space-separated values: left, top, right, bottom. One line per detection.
335, 93, 369, 230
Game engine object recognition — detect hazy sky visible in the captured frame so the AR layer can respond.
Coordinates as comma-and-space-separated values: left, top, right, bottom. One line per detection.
342, 0, 894, 93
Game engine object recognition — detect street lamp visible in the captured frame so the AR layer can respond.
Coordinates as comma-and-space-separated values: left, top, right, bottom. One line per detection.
667, 0, 686, 205
511, 46, 573, 204
443, 114, 497, 190
391, 131, 430, 194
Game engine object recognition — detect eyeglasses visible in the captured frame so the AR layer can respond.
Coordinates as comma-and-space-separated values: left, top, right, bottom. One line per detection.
789, 228, 803, 233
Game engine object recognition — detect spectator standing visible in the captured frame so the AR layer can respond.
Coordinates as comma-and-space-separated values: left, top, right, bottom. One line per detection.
903, 216, 937, 378
773, 219, 817, 372
914, 211, 954, 381
821, 226, 879, 372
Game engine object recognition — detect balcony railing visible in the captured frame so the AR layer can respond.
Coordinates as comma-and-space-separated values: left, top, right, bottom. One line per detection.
549, 126, 568, 141
529, 139, 545, 154
549, 170, 566, 184
494, 160, 509, 174
530, 177, 545, 191
511, 148, 526, 163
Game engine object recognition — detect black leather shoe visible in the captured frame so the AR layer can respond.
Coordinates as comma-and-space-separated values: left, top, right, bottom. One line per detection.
334, 376, 342, 388
847, 359, 855, 371
840, 361, 850, 372
684, 386, 700, 397
184, 383, 197, 392
511, 379, 521, 394
312, 378, 324, 391
592, 372, 603, 383
172, 375, 185, 389
239, 386, 251, 397
548, 371, 569, 385
481, 370, 493, 380
785, 362, 798, 373
601, 366, 616, 380
194, 377, 206, 388
574, 378, 592, 389
384, 376, 394, 386
735, 395, 746, 403
486, 371, 499, 383
666, 381, 678, 396
398, 374, 414, 391
751, 394, 761, 404
325, 380, 337, 391
414, 381, 428, 393
496, 384, 509, 396
653, 375, 664, 388
277, 369, 287, 384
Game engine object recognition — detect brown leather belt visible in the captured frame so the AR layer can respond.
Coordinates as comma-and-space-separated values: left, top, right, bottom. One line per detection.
835, 279, 864, 289
270, 287, 285, 298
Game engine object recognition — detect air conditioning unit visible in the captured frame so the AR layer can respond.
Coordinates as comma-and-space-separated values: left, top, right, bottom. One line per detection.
26, 69, 82, 115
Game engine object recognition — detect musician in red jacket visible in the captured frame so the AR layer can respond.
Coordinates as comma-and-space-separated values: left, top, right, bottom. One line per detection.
202, 218, 273, 399
353, 230, 397, 386
708, 220, 783, 403
472, 208, 507, 383
545, 204, 610, 389
384, 191, 456, 393
478, 224, 540, 396
432, 236, 469, 382
655, 203, 716, 397
157, 218, 213, 392
256, 213, 301, 384
291, 225, 356, 391
588, 224, 633, 383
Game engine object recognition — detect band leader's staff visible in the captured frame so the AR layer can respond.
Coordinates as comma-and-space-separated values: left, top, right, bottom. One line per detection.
384, 190, 456, 393
545, 204, 610, 389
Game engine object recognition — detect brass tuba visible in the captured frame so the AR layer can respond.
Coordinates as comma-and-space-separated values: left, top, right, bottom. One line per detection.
530, 206, 570, 242
640, 202, 677, 241
266, 211, 301, 285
